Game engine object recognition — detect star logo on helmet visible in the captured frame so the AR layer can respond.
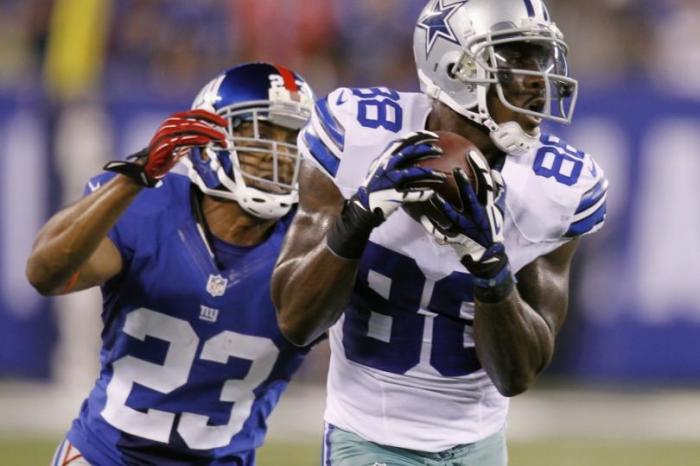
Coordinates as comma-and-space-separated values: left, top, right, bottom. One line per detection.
417, 0, 469, 57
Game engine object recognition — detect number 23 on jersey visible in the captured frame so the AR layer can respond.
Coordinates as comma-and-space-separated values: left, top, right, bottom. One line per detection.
102, 308, 278, 450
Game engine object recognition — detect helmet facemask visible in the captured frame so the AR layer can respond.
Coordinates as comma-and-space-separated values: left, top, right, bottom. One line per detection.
185, 102, 307, 220
183, 93, 310, 219
414, 0, 578, 156
455, 28, 578, 125
447, 28, 577, 155
183, 63, 314, 220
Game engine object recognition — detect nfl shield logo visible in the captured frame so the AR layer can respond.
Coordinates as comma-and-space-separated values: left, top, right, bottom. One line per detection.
206, 274, 228, 297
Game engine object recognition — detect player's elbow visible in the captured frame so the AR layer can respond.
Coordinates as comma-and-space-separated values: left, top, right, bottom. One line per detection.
275, 297, 335, 347
494, 379, 531, 398
492, 370, 536, 397
25, 258, 55, 296
277, 314, 316, 347
272, 276, 318, 346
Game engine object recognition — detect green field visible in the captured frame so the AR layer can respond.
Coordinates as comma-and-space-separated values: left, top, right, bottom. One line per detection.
4, 438, 699, 465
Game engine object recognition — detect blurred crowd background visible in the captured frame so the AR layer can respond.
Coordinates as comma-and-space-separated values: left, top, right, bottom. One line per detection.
2, 0, 700, 99
1, 0, 699, 440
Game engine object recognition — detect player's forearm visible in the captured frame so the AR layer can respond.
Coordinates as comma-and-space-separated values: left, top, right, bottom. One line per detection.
26, 175, 141, 294
273, 246, 358, 346
473, 292, 554, 397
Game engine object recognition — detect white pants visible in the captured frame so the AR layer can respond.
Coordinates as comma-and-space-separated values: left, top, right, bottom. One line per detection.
323, 423, 508, 466
51, 438, 92, 466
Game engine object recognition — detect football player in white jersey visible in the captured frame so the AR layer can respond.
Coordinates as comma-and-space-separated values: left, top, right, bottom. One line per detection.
272, 0, 607, 465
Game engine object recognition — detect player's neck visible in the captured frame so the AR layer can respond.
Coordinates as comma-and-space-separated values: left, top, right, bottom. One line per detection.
426, 102, 504, 164
200, 195, 276, 247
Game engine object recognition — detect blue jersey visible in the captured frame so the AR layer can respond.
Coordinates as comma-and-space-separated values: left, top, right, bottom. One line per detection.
67, 173, 312, 465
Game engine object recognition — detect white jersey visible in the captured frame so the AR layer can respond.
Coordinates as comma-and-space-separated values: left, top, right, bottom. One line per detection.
298, 87, 607, 452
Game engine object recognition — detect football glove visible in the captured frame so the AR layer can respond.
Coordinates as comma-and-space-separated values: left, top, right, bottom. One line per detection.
326, 130, 446, 259
105, 109, 228, 187
420, 150, 513, 302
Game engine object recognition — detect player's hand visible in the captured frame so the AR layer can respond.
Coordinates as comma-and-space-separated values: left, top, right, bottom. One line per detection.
143, 110, 228, 181
421, 150, 511, 289
105, 109, 228, 187
326, 131, 446, 259
354, 130, 446, 222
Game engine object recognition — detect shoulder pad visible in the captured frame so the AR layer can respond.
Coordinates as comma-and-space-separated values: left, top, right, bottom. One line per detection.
298, 87, 431, 196
503, 133, 608, 242
564, 156, 608, 237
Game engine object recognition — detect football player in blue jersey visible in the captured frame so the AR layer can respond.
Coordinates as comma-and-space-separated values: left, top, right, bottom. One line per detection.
272, 1, 608, 465
26, 62, 316, 466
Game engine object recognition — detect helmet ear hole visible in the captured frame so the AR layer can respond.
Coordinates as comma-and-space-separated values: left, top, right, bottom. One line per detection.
446, 63, 458, 80
447, 58, 477, 83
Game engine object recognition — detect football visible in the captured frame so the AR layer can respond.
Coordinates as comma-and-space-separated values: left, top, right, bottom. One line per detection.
402, 130, 483, 224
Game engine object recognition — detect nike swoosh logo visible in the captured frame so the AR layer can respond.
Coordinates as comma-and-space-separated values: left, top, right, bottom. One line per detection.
88, 180, 101, 192
336, 91, 348, 106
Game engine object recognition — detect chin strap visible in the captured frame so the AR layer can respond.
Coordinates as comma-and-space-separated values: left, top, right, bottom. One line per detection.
487, 120, 540, 156
475, 83, 539, 156
420, 74, 539, 157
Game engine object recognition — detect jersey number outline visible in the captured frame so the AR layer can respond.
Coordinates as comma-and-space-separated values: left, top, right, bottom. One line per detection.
101, 308, 278, 450
343, 243, 480, 376
533, 134, 585, 186
352, 87, 403, 133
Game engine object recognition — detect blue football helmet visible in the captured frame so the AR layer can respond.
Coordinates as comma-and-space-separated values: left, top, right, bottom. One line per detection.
183, 62, 314, 219
414, 0, 578, 156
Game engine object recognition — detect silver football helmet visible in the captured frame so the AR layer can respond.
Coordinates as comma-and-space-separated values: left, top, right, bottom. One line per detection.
414, 0, 578, 155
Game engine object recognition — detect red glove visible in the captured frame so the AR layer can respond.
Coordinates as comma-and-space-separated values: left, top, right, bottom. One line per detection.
105, 109, 228, 187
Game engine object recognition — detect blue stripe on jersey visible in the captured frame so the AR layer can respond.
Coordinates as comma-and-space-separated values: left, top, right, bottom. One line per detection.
542, 2, 550, 20
323, 423, 334, 466
575, 177, 608, 215
315, 97, 345, 151
523, 0, 535, 17
566, 201, 607, 236
51, 439, 65, 466
303, 127, 340, 176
